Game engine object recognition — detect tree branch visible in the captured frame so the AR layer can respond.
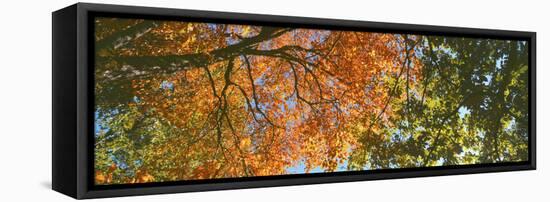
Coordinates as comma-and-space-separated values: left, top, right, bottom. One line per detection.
96, 20, 159, 51
242, 55, 283, 129
96, 27, 294, 87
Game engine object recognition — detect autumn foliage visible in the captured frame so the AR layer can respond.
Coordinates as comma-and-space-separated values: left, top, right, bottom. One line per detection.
93, 18, 529, 185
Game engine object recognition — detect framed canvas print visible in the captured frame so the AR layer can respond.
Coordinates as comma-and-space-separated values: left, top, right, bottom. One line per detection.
52, 3, 536, 199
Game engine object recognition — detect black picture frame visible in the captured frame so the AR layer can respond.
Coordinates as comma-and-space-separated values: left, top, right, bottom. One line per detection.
52, 2, 536, 199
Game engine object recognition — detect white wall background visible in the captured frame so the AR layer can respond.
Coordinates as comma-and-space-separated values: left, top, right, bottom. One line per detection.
0, 0, 547, 201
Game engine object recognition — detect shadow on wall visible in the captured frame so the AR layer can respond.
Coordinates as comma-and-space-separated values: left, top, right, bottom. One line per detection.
40, 181, 51, 189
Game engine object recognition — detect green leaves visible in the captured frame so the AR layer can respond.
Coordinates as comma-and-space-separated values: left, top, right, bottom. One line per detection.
347, 37, 529, 169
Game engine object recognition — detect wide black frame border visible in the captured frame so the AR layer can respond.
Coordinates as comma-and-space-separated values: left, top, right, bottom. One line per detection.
69, 2, 535, 199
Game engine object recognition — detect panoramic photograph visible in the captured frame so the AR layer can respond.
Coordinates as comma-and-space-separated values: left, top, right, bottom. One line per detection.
93, 17, 529, 185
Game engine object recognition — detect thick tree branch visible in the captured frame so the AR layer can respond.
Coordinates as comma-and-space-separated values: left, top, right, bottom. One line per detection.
96, 27, 293, 86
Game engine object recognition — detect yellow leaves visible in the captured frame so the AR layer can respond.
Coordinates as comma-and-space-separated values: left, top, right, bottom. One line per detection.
122, 118, 134, 130
179, 23, 195, 34
241, 26, 251, 37
188, 35, 197, 44
239, 137, 252, 149
369, 50, 376, 57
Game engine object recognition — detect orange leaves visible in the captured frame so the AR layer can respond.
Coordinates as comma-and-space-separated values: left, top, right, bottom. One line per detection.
134, 170, 155, 183
94, 171, 107, 184
96, 20, 424, 183
94, 163, 116, 185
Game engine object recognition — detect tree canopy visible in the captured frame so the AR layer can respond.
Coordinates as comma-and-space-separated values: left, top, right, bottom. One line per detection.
93, 18, 529, 185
